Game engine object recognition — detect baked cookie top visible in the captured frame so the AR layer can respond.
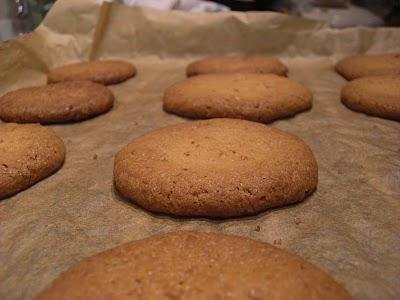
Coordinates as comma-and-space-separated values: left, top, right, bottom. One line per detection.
163, 73, 312, 123
341, 75, 400, 121
335, 54, 400, 80
0, 123, 65, 200
187, 55, 288, 77
36, 231, 351, 300
0, 81, 114, 124
114, 118, 318, 218
47, 60, 136, 85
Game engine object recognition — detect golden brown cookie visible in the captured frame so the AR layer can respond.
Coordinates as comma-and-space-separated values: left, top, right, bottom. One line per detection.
335, 54, 400, 80
0, 123, 65, 200
114, 119, 318, 218
163, 73, 312, 123
47, 60, 136, 85
187, 55, 288, 77
0, 81, 114, 124
36, 231, 351, 300
341, 75, 400, 121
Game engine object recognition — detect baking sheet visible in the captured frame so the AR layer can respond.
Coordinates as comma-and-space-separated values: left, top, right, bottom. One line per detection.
0, 1, 400, 299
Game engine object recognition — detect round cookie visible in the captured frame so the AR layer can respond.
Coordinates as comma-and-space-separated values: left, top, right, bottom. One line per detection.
47, 60, 136, 85
335, 54, 400, 80
341, 75, 400, 121
36, 231, 351, 300
187, 55, 288, 77
0, 123, 65, 200
163, 73, 312, 123
114, 119, 318, 218
0, 81, 114, 124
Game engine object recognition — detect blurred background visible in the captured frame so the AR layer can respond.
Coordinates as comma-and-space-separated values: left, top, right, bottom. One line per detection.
0, 0, 399, 41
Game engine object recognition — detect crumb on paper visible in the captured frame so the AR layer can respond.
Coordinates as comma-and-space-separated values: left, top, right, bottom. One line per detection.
255, 225, 261, 232
93, 154, 98, 160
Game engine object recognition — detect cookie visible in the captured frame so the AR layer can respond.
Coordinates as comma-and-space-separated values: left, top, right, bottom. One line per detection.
335, 54, 400, 80
341, 75, 400, 121
0, 123, 65, 200
36, 231, 351, 300
47, 60, 136, 85
187, 55, 288, 77
0, 81, 114, 124
114, 119, 318, 218
163, 73, 312, 123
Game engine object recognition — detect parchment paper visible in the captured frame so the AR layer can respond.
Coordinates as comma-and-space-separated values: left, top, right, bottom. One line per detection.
0, 1, 399, 299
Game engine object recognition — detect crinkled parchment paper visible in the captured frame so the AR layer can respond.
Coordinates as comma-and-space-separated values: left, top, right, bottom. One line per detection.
0, 1, 399, 299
